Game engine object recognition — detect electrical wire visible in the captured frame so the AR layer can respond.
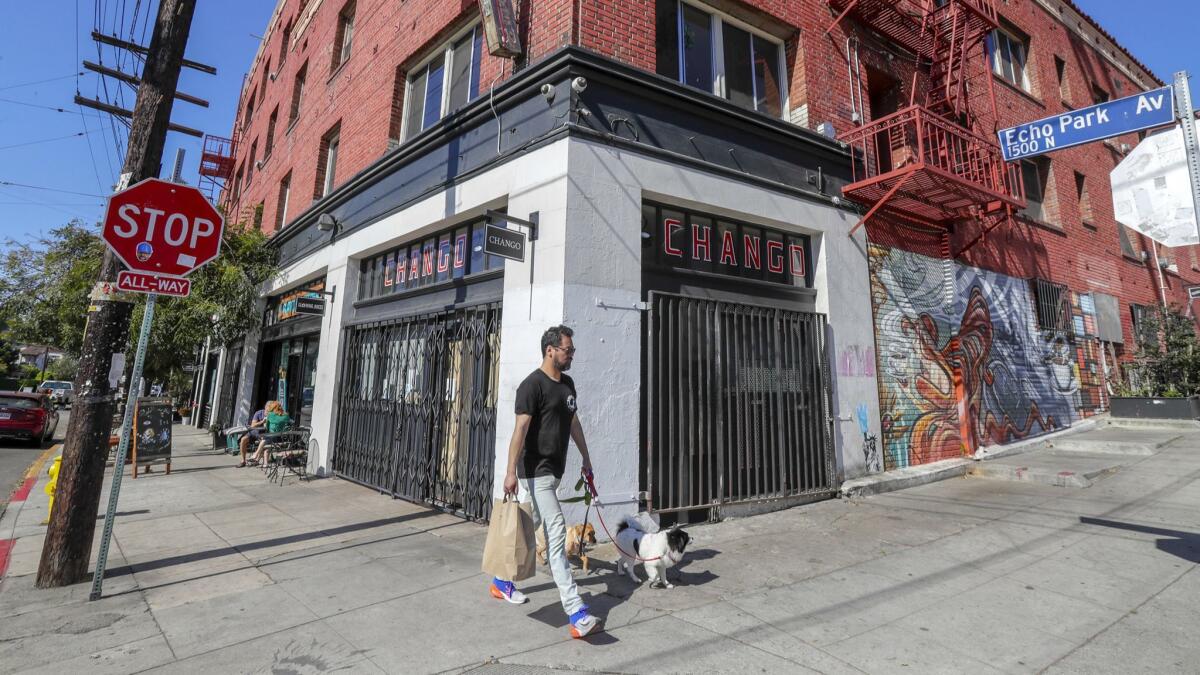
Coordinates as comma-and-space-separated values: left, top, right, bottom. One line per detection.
0, 130, 102, 152
0, 180, 106, 197
0, 73, 88, 92
0, 96, 102, 116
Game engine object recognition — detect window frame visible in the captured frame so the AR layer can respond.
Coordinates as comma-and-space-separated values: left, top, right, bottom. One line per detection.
989, 24, 1031, 93
332, 0, 356, 72
399, 22, 484, 142
318, 126, 340, 198
264, 106, 279, 159
1019, 157, 1051, 224
664, 0, 790, 120
288, 61, 308, 129
276, 171, 292, 232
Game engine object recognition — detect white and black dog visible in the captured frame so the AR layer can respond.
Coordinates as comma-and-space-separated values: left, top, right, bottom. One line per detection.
614, 517, 690, 589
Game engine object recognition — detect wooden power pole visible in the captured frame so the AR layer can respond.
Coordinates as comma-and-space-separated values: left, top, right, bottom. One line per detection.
37, 0, 201, 587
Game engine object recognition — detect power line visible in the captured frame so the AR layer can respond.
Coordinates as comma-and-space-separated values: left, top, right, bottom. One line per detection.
0, 96, 103, 116
0, 73, 88, 92
0, 130, 101, 152
0, 180, 107, 197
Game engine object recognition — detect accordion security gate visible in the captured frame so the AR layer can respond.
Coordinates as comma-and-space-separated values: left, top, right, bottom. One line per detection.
333, 304, 501, 521
646, 293, 837, 517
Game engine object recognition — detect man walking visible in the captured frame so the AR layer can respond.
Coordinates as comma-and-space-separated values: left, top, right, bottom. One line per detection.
489, 325, 601, 638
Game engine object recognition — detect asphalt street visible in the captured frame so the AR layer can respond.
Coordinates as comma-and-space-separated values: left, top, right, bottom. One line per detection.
0, 410, 66, 513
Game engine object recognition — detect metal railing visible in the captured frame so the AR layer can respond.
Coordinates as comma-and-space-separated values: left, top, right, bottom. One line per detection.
333, 303, 501, 521
841, 105, 1024, 205
645, 293, 836, 517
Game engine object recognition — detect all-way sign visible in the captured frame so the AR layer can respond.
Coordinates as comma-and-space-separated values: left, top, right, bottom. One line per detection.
998, 86, 1174, 162
117, 271, 191, 297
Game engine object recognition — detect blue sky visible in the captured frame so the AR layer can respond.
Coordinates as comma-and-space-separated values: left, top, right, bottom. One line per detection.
0, 1, 1195, 241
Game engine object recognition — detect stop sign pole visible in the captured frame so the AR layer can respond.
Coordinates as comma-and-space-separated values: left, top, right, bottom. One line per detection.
88, 179, 223, 600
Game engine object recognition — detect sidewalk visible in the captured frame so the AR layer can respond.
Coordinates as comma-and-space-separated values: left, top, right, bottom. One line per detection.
1, 423, 1198, 673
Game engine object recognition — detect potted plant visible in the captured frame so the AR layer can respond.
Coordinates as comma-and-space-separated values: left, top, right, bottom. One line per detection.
177, 404, 193, 425
208, 422, 225, 450
1111, 306, 1200, 420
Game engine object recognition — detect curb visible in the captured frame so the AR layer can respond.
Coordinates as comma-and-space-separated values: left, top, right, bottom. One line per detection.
0, 444, 61, 581
840, 458, 973, 498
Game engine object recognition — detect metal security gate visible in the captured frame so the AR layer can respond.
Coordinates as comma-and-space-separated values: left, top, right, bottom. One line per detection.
333, 303, 501, 521
645, 293, 836, 517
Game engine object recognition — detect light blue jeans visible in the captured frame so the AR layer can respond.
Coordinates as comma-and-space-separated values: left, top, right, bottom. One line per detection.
521, 475, 584, 615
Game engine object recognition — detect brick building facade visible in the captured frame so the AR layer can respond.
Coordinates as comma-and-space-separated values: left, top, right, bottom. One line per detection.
206, 0, 1189, 521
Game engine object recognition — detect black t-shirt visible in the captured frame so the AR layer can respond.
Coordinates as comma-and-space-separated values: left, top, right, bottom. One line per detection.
515, 369, 577, 479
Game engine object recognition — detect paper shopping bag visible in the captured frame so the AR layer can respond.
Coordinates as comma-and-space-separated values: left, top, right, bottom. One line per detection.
481, 495, 536, 581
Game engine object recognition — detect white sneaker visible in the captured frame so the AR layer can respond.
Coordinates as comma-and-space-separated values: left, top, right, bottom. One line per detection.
489, 578, 528, 604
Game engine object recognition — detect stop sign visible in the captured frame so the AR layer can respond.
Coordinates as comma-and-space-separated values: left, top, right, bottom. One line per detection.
102, 178, 224, 277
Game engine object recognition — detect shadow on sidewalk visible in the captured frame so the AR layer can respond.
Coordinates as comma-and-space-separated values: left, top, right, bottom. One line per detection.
105, 508, 445, 578
1079, 516, 1200, 563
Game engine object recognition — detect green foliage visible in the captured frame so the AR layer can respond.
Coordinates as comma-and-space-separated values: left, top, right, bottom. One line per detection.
0, 221, 104, 355
0, 218, 278, 387
1126, 305, 1200, 397
0, 333, 19, 377
43, 354, 79, 381
131, 220, 278, 384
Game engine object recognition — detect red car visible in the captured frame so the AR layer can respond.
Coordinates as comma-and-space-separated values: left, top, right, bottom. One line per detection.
0, 392, 59, 447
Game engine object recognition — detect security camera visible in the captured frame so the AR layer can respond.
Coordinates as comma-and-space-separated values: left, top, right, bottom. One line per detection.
317, 213, 338, 231
539, 83, 555, 103
570, 77, 587, 94
255, 160, 264, 170
831, 195, 842, 206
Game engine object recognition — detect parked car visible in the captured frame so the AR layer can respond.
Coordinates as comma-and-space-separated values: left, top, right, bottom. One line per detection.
0, 392, 59, 446
37, 380, 74, 407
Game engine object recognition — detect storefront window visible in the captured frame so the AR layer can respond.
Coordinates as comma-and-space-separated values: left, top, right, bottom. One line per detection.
358, 216, 506, 302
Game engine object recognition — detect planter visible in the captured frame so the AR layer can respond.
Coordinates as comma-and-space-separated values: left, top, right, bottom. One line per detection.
1109, 396, 1200, 420
180, 415, 191, 425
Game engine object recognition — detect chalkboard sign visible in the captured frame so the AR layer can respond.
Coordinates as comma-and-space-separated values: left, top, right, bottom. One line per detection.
132, 397, 172, 477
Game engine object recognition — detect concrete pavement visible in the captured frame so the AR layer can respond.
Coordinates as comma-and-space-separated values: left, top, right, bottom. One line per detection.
0, 421, 1197, 674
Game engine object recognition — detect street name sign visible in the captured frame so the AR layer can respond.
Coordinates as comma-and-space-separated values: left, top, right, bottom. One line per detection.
1111, 125, 1198, 247
102, 178, 225, 278
998, 86, 1174, 162
117, 271, 191, 297
484, 224, 527, 262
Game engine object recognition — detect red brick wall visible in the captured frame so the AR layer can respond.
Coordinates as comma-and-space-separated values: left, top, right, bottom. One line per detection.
225, 0, 1196, 352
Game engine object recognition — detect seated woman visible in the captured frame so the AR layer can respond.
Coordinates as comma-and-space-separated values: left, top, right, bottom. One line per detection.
236, 404, 271, 467
251, 400, 291, 465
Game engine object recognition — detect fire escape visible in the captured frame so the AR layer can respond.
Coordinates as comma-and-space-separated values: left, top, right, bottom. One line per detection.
829, 0, 1024, 251
198, 132, 237, 207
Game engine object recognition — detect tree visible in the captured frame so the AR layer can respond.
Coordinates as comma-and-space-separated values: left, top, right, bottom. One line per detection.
0, 222, 104, 355
0, 218, 277, 388
1125, 305, 1200, 397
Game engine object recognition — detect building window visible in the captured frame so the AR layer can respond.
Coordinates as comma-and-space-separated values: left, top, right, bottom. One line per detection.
1092, 84, 1110, 105
315, 124, 340, 198
1031, 278, 1070, 331
288, 61, 307, 128
387, 65, 406, 148
1130, 303, 1155, 347
332, 1, 355, 71
1074, 171, 1094, 226
232, 164, 244, 204
655, 0, 787, 118
1054, 55, 1067, 101
402, 25, 483, 141
1118, 226, 1139, 258
1020, 158, 1050, 224
357, 216, 504, 301
988, 24, 1030, 93
265, 107, 278, 158
246, 139, 258, 183
243, 91, 255, 128
260, 58, 271, 101
276, 172, 292, 231
279, 19, 292, 66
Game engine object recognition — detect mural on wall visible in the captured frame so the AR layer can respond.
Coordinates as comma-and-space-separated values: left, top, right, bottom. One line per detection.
868, 244, 1082, 470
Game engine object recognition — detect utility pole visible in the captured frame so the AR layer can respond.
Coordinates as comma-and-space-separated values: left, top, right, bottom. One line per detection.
1174, 71, 1200, 244
37, 0, 201, 588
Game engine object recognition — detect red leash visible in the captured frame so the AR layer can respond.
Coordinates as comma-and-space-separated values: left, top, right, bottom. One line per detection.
582, 471, 662, 563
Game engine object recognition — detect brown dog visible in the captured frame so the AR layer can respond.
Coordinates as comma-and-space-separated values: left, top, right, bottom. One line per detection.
536, 523, 598, 574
